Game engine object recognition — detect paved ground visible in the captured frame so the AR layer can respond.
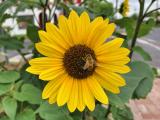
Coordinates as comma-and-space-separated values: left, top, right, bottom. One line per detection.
130, 78, 160, 120
133, 28, 160, 69
130, 28, 160, 120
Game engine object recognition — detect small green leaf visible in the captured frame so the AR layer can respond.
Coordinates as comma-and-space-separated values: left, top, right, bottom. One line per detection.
0, 83, 12, 95
131, 61, 154, 98
0, 71, 20, 83
13, 84, 42, 104
133, 46, 152, 61
27, 25, 39, 43
2, 96, 17, 120
36, 102, 73, 120
115, 17, 135, 40
111, 105, 133, 120
138, 18, 156, 37
16, 108, 35, 120
91, 104, 107, 120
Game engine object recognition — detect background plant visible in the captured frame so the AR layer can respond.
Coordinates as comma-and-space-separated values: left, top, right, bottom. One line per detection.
0, 0, 159, 120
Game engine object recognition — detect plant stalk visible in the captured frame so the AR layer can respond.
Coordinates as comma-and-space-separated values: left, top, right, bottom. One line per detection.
129, 0, 145, 58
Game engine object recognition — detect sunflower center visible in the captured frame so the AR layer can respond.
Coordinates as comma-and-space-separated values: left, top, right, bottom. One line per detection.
63, 44, 96, 79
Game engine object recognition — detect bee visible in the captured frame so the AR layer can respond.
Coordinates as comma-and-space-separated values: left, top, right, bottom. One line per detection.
82, 54, 96, 71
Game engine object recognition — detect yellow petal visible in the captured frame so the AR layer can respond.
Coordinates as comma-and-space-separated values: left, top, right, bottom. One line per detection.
26, 66, 43, 75
39, 68, 65, 80
48, 92, 57, 104
94, 74, 120, 94
29, 57, 63, 67
93, 23, 116, 49
97, 48, 130, 61
82, 80, 95, 111
97, 57, 130, 65
58, 15, 74, 45
35, 42, 64, 58
79, 11, 90, 44
42, 76, 64, 99
95, 38, 124, 55
46, 22, 72, 47
68, 10, 82, 44
67, 79, 78, 112
85, 17, 103, 45
95, 68, 126, 87
97, 63, 131, 74
38, 30, 68, 50
57, 76, 73, 106
77, 80, 85, 112
87, 77, 108, 104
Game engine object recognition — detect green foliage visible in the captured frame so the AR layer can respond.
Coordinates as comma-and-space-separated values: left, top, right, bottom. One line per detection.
138, 18, 156, 37
108, 61, 154, 106
27, 25, 39, 43
111, 105, 133, 120
86, 0, 114, 18
36, 102, 73, 120
13, 84, 42, 104
16, 108, 35, 120
116, 17, 135, 40
70, 111, 82, 120
0, 35, 24, 50
91, 104, 107, 120
131, 61, 154, 99
0, 71, 20, 83
2, 96, 17, 120
133, 46, 152, 61
0, 83, 12, 95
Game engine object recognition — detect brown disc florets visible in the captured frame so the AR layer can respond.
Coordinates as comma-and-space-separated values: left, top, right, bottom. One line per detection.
63, 44, 96, 79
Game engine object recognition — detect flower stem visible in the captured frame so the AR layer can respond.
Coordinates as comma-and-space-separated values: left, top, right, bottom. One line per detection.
82, 109, 86, 120
129, 0, 144, 58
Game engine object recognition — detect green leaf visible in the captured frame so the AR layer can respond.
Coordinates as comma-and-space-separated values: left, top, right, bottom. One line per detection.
111, 105, 133, 120
87, 0, 114, 18
13, 84, 42, 104
36, 102, 73, 120
107, 76, 142, 106
0, 35, 24, 50
133, 46, 152, 61
138, 18, 156, 37
131, 61, 154, 98
27, 25, 39, 43
115, 17, 135, 40
108, 61, 154, 105
2, 96, 17, 120
16, 108, 35, 120
70, 111, 82, 120
90, 104, 107, 120
0, 83, 12, 95
0, 71, 20, 83
0, 116, 10, 120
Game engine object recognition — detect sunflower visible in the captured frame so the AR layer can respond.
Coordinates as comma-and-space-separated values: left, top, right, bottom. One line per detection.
26, 10, 130, 112
122, 0, 129, 17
